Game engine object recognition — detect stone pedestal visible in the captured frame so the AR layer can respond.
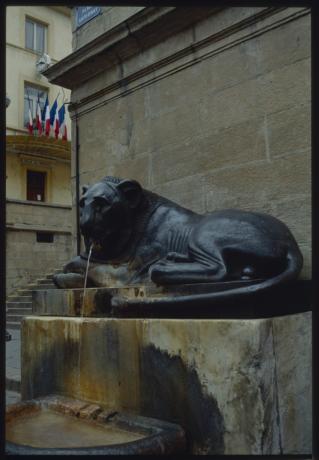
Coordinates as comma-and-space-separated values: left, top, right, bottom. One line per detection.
21, 311, 311, 455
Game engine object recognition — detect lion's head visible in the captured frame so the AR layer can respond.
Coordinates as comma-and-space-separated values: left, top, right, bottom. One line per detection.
79, 177, 144, 259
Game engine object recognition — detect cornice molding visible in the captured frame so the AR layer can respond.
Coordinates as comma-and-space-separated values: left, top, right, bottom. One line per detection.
44, 6, 309, 121
68, 6, 309, 120
6, 135, 71, 162
43, 6, 221, 89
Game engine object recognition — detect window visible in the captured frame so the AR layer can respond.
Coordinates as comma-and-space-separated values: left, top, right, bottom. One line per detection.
27, 170, 46, 202
25, 17, 47, 54
24, 83, 48, 129
36, 232, 54, 243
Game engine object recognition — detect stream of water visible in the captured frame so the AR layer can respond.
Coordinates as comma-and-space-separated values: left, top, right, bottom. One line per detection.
81, 244, 93, 316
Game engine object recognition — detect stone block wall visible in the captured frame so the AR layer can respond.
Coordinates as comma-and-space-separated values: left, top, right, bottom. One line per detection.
6, 200, 72, 294
69, 7, 311, 277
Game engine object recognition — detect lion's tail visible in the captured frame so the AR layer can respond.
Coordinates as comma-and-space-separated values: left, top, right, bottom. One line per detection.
111, 249, 303, 310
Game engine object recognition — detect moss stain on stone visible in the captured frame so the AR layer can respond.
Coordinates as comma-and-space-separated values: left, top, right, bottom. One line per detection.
139, 344, 225, 455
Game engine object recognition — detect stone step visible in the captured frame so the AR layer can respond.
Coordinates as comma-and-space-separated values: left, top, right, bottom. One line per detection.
5, 269, 62, 328
6, 307, 32, 315
6, 374, 21, 392
6, 389, 21, 405
6, 301, 32, 309
7, 314, 33, 322
6, 377, 21, 393
27, 283, 56, 290
24, 283, 43, 289
37, 278, 55, 285
36, 284, 56, 290
6, 291, 32, 303
7, 295, 32, 302
16, 289, 33, 296
6, 322, 21, 330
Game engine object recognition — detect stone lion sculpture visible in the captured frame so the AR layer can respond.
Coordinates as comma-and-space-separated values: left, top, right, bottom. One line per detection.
53, 176, 303, 305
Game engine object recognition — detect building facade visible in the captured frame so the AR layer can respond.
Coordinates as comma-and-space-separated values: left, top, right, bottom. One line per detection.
6, 6, 73, 294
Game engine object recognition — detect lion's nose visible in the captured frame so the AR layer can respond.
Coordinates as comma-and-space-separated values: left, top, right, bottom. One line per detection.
80, 218, 101, 241
80, 217, 90, 235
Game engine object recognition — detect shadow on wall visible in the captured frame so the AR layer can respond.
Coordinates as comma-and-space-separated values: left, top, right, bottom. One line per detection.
140, 344, 225, 455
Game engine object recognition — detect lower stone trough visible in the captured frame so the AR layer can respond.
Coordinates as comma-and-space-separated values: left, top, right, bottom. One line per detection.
6, 394, 185, 455
8, 283, 312, 455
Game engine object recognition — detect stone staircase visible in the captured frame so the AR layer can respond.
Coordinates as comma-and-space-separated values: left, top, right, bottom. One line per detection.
6, 269, 62, 330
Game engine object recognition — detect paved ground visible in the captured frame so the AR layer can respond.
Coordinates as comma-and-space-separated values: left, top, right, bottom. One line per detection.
6, 328, 21, 396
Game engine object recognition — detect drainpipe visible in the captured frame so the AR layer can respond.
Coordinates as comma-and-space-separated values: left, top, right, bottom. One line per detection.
5, 94, 11, 341
75, 118, 81, 255
67, 102, 81, 256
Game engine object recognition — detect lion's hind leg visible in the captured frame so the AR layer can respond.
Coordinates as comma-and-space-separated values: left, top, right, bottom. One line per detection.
149, 246, 227, 285
149, 260, 226, 285
165, 252, 191, 262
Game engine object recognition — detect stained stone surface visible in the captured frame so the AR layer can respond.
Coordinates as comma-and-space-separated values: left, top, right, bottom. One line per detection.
272, 312, 312, 454
21, 312, 311, 455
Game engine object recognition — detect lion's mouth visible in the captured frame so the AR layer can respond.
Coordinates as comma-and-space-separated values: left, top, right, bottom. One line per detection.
92, 240, 103, 251
85, 229, 114, 249
86, 237, 103, 251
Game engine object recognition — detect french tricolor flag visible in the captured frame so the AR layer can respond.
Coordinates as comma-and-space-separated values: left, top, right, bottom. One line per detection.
58, 104, 67, 141
43, 96, 50, 136
50, 97, 59, 139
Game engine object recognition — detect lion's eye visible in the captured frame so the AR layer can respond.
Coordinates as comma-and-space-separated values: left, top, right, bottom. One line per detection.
93, 197, 108, 209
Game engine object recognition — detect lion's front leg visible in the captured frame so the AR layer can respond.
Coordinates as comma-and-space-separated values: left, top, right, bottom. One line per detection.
53, 272, 86, 289
53, 256, 92, 289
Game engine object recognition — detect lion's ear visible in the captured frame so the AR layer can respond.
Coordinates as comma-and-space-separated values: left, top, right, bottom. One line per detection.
82, 184, 89, 195
117, 179, 143, 209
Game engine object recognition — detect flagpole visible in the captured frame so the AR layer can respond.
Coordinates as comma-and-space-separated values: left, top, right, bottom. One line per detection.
44, 95, 50, 137
36, 93, 42, 136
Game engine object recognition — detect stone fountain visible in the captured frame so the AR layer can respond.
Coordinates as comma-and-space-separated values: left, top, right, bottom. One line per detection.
6, 177, 312, 455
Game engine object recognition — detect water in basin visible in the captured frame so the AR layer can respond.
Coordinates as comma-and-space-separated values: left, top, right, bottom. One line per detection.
6, 408, 144, 448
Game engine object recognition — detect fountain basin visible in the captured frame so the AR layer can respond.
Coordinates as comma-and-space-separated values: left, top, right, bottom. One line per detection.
6, 395, 186, 455
32, 280, 310, 319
